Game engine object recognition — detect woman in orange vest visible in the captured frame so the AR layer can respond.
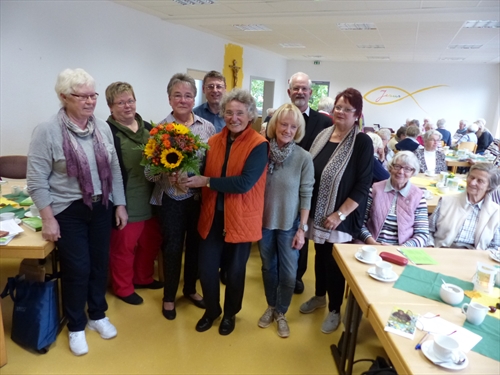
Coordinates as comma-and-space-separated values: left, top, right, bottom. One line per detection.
186, 89, 268, 336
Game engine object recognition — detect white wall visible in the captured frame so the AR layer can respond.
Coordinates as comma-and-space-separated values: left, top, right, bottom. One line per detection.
0, 0, 287, 155
287, 61, 500, 135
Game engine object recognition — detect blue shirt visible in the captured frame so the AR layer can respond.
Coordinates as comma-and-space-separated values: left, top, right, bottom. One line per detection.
193, 102, 225, 133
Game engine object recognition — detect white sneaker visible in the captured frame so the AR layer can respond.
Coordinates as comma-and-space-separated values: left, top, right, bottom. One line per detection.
87, 317, 117, 339
299, 295, 327, 314
258, 307, 275, 328
321, 310, 341, 334
69, 331, 88, 356
274, 312, 290, 338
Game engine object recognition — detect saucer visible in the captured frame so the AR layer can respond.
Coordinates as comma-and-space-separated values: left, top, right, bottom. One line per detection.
421, 340, 468, 370
488, 250, 500, 263
355, 251, 382, 265
367, 267, 398, 282
24, 211, 37, 218
424, 172, 436, 177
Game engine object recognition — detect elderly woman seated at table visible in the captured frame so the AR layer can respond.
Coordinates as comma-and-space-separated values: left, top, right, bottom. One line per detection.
359, 151, 429, 247
396, 125, 420, 152
414, 130, 447, 174
429, 163, 500, 250
366, 132, 390, 183
456, 122, 478, 146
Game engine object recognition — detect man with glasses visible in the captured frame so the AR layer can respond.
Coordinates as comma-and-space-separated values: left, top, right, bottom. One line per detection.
287, 72, 333, 294
194, 71, 226, 133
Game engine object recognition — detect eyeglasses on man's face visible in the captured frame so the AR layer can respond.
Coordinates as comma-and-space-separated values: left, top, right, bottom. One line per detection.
205, 84, 225, 91
71, 93, 99, 101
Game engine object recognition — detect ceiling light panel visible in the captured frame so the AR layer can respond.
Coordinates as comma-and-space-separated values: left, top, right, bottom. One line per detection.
173, 0, 215, 5
338, 23, 377, 31
463, 20, 500, 29
357, 44, 385, 49
366, 56, 390, 60
280, 43, 306, 48
448, 44, 483, 49
233, 24, 271, 31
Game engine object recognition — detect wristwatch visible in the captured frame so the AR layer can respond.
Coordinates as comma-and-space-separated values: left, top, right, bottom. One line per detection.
299, 223, 308, 231
337, 211, 347, 221
206, 177, 211, 188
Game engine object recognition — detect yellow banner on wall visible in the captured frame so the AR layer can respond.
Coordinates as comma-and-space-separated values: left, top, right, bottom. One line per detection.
224, 44, 243, 90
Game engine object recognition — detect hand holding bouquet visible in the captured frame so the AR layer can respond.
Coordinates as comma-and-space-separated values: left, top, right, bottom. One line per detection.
138, 122, 209, 194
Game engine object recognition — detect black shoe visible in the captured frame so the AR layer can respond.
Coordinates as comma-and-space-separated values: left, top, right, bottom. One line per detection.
117, 292, 143, 305
134, 280, 164, 289
184, 294, 206, 309
219, 269, 227, 285
294, 279, 304, 294
219, 315, 235, 336
196, 313, 218, 332
162, 305, 176, 320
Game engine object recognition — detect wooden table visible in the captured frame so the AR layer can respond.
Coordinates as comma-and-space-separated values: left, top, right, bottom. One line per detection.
331, 244, 499, 375
0, 179, 56, 367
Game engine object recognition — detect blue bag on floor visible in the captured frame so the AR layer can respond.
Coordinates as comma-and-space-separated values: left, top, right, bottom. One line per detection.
1, 274, 59, 353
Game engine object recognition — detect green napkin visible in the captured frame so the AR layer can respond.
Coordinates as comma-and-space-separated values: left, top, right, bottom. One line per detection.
393, 265, 473, 306
0, 205, 27, 219
19, 197, 33, 206
2, 192, 30, 204
464, 315, 500, 361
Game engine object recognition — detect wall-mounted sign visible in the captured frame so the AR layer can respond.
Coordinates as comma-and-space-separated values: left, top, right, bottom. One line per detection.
364, 85, 448, 111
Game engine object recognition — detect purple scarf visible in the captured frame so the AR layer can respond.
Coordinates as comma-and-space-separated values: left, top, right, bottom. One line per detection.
58, 108, 112, 208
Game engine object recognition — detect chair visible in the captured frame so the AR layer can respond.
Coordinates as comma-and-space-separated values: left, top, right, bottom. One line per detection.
457, 142, 477, 153
363, 127, 375, 133
0, 155, 28, 179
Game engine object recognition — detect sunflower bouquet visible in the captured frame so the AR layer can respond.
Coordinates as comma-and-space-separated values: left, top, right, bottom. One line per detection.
139, 121, 209, 178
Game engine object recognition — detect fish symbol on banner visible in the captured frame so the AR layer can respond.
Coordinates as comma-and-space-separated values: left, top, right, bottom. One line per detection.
364, 85, 448, 112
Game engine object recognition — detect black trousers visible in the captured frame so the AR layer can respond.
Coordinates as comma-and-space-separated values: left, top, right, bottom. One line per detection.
314, 242, 345, 312
159, 195, 200, 302
198, 211, 251, 319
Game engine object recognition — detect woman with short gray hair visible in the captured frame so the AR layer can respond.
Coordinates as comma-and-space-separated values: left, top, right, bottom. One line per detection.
414, 130, 447, 173
185, 88, 269, 335
28, 68, 127, 355
429, 163, 500, 250
359, 151, 429, 247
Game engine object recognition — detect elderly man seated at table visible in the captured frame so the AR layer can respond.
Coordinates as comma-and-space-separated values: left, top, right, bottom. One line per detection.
428, 163, 500, 250
396, 125, 420, 152
359, 151, 429, 247
456, 122, 478, 146
414, 130, 447, 174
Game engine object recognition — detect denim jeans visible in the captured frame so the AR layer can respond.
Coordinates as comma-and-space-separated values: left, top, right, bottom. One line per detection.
258, 219, 299, 315
55, 199, 112, 331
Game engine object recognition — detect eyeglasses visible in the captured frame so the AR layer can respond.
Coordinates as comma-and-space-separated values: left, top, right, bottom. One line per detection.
172, 94, 194, 101
114, 99, 136, 107
205, 84, 225, 90
334, 105, 356, 113
291, 86, 310, 93
392, 164, 415, 173
224, 110, 246, 117
71, 93, 99, 101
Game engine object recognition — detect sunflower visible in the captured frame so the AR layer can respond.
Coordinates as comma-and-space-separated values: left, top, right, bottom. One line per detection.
174, 124, 189, 135
161, 148, 183, 169
144, 139, 157, 158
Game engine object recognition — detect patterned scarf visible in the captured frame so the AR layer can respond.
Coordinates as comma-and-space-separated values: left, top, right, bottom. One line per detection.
268, 138, 295, 174
58, 108, 112, 208
309, 125, 359, 243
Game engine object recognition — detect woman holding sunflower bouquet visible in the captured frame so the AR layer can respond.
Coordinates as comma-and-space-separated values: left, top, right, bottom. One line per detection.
145, 73, 215, 320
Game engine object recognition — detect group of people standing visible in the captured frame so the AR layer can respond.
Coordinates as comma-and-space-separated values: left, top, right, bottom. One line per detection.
26, 67, 499, 357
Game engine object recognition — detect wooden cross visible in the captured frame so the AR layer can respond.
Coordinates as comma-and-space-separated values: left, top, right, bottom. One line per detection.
229, 59, 241, 87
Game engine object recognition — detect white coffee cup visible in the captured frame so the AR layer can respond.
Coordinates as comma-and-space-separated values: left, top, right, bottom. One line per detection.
11, 185, 21, 196
29, 205, 40, 217
375, 260, 392, 279
461, 302, 488, 325
433, 334, 460, 361
360, 246, 377, 262
425, 169, 435, 176
0, 212, 16, 221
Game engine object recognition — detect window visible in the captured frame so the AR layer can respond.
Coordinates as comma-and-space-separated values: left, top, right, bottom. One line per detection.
250, 79, 264, 115
309, 81, 330, 110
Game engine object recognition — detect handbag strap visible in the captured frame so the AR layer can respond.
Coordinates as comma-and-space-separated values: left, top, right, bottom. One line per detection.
0, 277, 18, 301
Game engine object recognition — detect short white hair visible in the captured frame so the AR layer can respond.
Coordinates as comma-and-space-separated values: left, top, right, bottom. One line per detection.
377, 128, 392, 141
467, 122, 479, 132
436, 118, 446, 128
55, 68, 95, 107
318, 97, 334, 113
367, 132, 384, 152
288, 72, 311, 89
423, 129, 443, 141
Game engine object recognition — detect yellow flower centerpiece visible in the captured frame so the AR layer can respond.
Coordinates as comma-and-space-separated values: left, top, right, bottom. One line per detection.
138, 122, 209, 176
